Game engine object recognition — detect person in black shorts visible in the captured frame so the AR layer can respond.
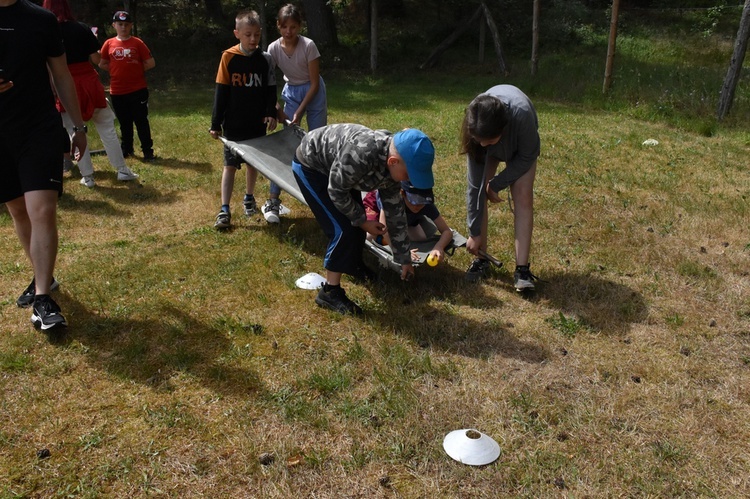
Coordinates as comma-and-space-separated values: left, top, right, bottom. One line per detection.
0, 0, 88, 331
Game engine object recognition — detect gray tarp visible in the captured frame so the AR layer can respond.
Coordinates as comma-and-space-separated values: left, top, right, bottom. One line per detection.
221, 125, 467, 270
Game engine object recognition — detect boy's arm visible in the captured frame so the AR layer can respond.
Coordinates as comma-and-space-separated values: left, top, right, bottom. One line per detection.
210, 84, 229, 133
432, 215, 454, 253
143, 57, 155, 71
379, 184, 411, 265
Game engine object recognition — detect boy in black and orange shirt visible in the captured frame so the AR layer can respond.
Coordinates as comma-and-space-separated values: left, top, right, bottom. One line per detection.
209, 10, 278, 229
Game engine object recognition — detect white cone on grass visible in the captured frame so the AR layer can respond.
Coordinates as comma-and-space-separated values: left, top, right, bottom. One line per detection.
443, 429, 500, 466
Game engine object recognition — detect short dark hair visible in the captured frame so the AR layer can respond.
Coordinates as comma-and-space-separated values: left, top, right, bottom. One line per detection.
460, 94, 508, 160
236, 10, 261, 29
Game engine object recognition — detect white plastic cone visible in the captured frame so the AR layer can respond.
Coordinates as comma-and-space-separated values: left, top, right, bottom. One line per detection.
443, 429, 500, 466
295, 272, 326, 290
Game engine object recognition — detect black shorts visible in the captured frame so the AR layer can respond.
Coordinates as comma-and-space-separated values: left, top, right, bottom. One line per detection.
223, 145, 248, 170
0, 117, 65, 203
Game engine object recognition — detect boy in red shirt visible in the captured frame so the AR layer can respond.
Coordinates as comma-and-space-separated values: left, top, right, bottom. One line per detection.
99, 11, 156, 161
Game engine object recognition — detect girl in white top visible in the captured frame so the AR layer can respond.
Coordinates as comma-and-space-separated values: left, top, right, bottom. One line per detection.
267, 3, 327, 130
264, 4, 328, 223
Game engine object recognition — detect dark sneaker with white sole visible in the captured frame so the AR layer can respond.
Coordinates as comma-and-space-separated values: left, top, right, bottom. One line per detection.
31, 295, 68, 331
243, 196, 258, 216
465, 258, 491, 282
315, 284, 363, 315
514, 265, 539, 292
17, 277, 59, 308
214, 211, 231, 229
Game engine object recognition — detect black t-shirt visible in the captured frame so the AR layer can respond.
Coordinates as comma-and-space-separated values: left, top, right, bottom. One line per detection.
0, 0, 65, 130
60, 20, 99, 64
406, 203, 440, 227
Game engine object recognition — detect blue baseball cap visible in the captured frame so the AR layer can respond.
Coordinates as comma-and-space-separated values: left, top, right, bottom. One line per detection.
400, 181, 434, 205
393, 129, 435, 189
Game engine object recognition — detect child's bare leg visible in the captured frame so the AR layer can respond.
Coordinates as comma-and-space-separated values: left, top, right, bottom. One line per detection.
325, 270, 342, 286
245, 166, 258, 196
221, 166, 237, 207
509, 162, 536, 266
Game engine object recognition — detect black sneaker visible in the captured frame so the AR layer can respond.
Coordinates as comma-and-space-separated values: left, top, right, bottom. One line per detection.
142, 152, 156, 162
465, 258, 491, 282
514, 265, 539, 292
31, 295, 67, 331
243, 196, 258, 216
17, 277, 60, 308
122, 148, 134, 158
315, 284, 363, 315
214, 211, 231, 229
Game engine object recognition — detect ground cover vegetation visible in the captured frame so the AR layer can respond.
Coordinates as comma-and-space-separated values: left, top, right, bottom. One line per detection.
1, 3, 749, 497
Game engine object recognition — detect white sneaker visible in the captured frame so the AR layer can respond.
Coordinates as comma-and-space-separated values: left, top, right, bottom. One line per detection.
80, 175, 96, 188
117, 167, 139, 181
262, 199, 281, 224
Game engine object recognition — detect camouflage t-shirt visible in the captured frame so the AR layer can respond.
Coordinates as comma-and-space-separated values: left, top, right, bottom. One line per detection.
296, 124, 412, 265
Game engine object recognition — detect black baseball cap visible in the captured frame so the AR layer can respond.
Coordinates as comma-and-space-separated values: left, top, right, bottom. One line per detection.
113, 11, 132, 22
400, 181, 434, 205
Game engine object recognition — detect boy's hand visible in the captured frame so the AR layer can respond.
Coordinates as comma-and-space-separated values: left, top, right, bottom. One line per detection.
429, 249, 444, 264
265, 117, 277, 131
360, 220, 387, 237
401, 264, 415, 281
209, 129, 220, 140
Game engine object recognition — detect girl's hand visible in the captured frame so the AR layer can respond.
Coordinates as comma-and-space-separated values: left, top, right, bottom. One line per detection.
265, 117, 278, 131
209, 129, 220, 140
466, 236, 483, 256
486, 184, 502, 203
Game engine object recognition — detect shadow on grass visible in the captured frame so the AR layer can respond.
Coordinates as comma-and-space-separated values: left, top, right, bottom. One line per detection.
59, 178, 181, 210
362, 262, 648, 358
46, 296, 265, 397
534, 271, 649, 336
140, 157, 213, 173
364, 261, 551, 363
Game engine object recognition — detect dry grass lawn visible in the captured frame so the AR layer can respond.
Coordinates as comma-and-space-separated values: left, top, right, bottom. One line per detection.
1, 74, 749, 497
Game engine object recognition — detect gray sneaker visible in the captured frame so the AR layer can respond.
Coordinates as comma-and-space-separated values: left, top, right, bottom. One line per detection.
514, 265, 539, 292
117, 167, 139, 181
80, 175, 96, 188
